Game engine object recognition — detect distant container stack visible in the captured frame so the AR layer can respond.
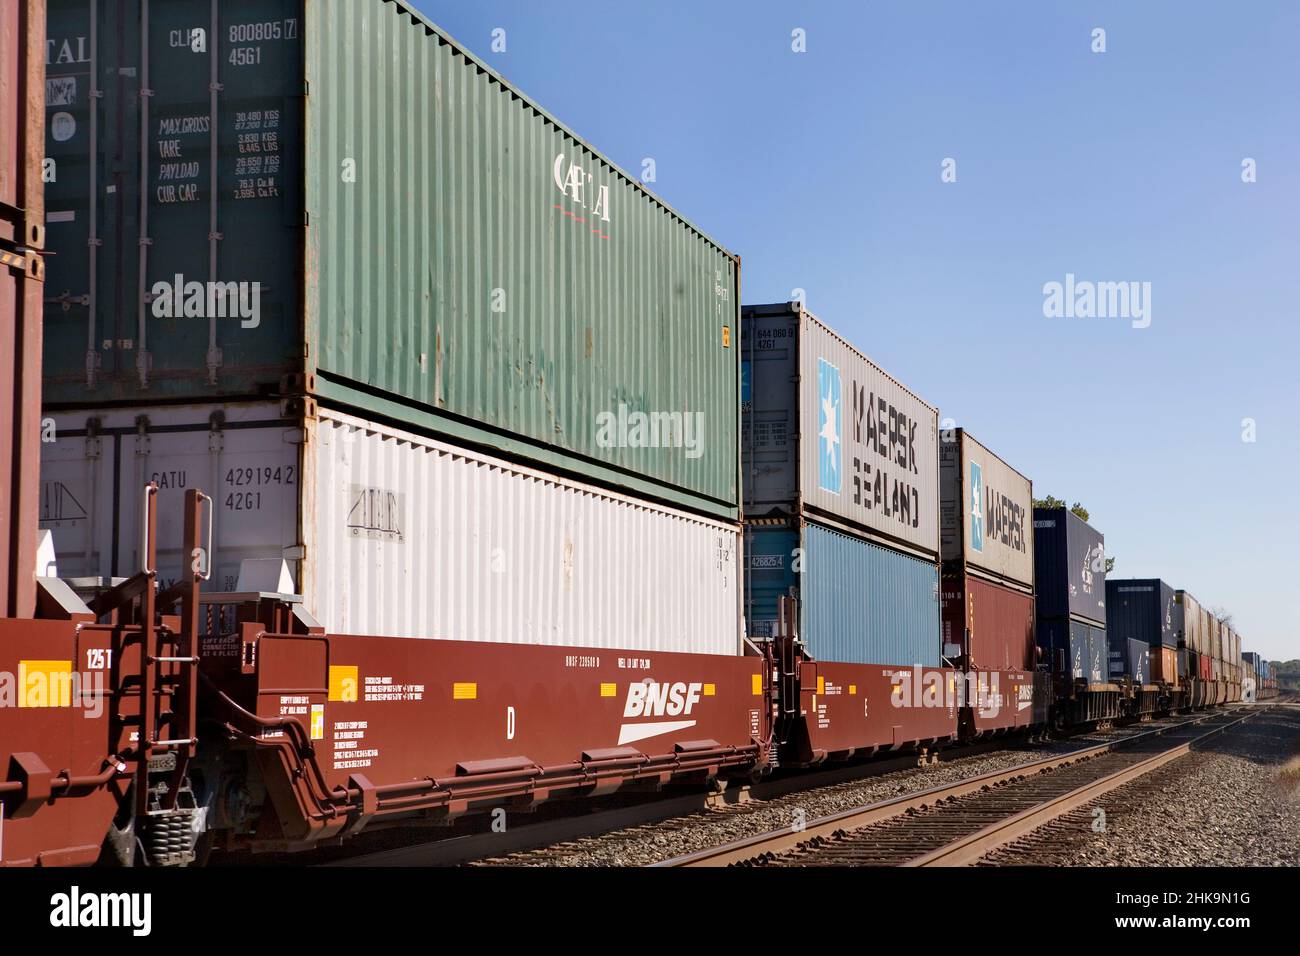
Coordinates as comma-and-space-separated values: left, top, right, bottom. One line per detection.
938, 429, 1035, 673
1105, 578, 1176, 686
39, 0, 744, 653
742, 302, 940, 666
1033, 507, 1108, 684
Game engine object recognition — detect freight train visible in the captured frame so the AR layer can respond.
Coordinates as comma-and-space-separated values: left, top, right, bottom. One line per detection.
0, 0, 1270, 866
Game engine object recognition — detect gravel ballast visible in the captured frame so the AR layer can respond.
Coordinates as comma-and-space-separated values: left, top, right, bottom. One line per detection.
980, 706, 1300, 867
470, 715, 1227, 867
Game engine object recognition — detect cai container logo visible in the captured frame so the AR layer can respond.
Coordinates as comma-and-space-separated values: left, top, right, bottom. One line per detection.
817, 358, 841, 494
968, 460, 984, 552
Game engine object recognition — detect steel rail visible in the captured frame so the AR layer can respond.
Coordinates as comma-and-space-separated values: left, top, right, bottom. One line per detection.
907, 709, 1262, 867
654, 708, 1245, 867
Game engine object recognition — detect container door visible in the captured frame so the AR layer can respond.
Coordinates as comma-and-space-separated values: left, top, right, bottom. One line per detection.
38, 417, 115, 579
115, 409, 301, 590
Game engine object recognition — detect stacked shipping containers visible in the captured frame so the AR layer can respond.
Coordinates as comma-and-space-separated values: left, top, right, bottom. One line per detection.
1104, 579, 1175, 686
1175, 590, 1204, 705
1033, 507, 1108, 685
741, 302, 941, 666
741, 302, 959, 761
938, 430, 1042, 733
39, 0, 745, 654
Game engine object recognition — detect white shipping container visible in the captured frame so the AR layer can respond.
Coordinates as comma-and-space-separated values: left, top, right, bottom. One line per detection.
41, 403, 742, 655
939, 429, 1034, 588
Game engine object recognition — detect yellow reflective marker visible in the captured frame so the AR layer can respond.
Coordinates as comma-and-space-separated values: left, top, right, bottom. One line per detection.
817, 675, 825, 695
849, 684, 857, 695
751, 674, 763, 695
18, 660, 73, 708
329, 665, 359, 702
310, 704, 325, 740
600, 682, 617, 697
453, 682, 478, 700
703, 683, 716, 697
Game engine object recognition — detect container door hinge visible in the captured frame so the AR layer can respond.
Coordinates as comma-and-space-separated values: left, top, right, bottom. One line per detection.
206, 346, 223, 384
134, 415, 151, 457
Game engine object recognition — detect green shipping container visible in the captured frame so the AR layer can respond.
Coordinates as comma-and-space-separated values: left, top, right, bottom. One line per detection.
43, 0, 739, 518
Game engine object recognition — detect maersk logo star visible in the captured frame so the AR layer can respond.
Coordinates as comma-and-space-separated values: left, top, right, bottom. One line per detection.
817, 359, 842, 494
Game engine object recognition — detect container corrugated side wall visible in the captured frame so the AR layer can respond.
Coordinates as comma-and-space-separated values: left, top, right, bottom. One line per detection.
305, 409, 741, 654
800, 522, 939, 666
942, 574, 1035, 671
1, 0, 45, 618
1106, 579, 1172, 647
797, 312, 939, 557
305, 0, 739, 516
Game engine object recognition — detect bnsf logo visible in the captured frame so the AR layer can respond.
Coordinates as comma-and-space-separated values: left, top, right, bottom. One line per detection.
624, 681, 702, 718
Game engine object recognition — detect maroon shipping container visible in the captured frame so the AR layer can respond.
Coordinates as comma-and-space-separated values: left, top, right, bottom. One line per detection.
0, 0, 45, 619
1199, 655, 1212, 681
942, 572, 1036, 671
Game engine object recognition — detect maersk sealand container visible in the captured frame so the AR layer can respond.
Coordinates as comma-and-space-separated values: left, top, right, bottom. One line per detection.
741, 302, 941, 666
741, 302, 940, 558
42, 0, 740, 520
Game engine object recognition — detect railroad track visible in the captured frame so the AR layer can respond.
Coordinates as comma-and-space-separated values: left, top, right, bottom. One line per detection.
312, 738, 1008, 867
656, 707, 1266, 868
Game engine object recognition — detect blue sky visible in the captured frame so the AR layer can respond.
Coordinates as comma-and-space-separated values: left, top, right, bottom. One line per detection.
421, 1, 1299, 661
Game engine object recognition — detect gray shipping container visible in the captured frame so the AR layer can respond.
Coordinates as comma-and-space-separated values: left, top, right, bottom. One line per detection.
742, 302, 939, 558
1032, 506, 1106, 625
939, 429, 1033, 588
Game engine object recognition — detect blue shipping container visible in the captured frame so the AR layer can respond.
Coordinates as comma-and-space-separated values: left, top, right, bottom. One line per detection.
1038, 617, 1107, 683
745, 521, 940, 666
1033, 507, 1106, 624
1106, 578, 1178, 648
1109, 637, 1149, 683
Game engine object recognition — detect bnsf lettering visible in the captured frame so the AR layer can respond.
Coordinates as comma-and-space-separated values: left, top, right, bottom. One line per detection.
623, 681, 702, 718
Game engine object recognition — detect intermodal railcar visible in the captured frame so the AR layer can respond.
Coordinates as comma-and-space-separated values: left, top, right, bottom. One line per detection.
0, 0, 1260, 867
